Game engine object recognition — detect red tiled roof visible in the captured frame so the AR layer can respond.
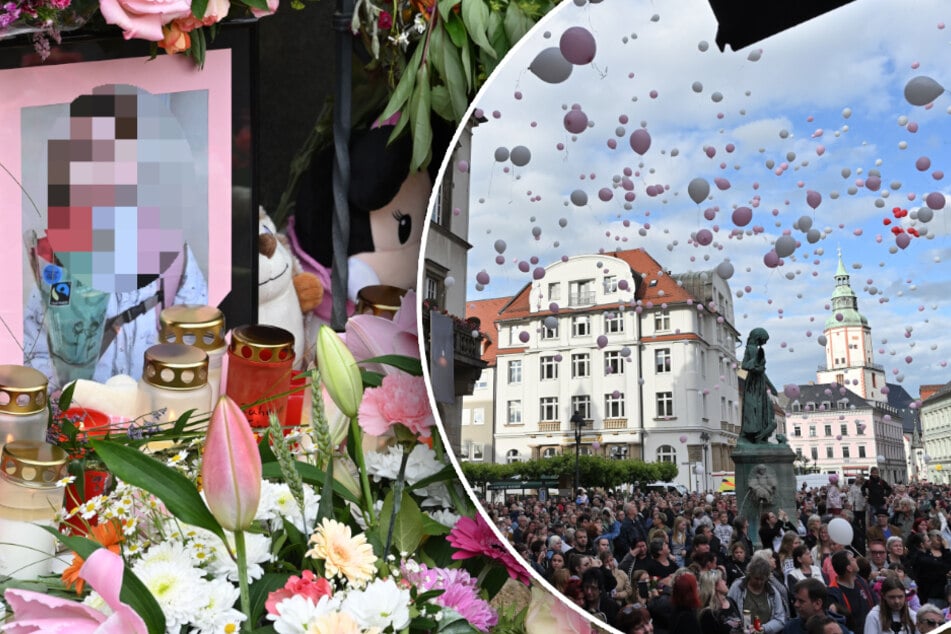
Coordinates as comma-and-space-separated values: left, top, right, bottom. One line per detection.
465, 297, 509, 366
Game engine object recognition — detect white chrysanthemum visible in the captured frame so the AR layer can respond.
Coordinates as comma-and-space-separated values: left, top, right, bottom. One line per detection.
132, 559, 205, 630
190, 577, 245, 634
340, 577, 411, 631
136, 539, 194, 570
426, 508, 461, 528
268, 594, 341, 634
257, 481, 319, 533
207, 531, 274, 582
367, 444, 453, 508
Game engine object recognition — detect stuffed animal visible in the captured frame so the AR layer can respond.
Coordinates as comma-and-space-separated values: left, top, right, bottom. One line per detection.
258, 209, 322, 368
288, 120, 452, 325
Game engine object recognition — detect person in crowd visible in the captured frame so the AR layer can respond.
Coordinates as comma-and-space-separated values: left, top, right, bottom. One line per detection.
669, 573, 703, 634
753, 548, 792, 617
645, 536, 680, 583
568, 553, 593, 579
864, 576, 916, 634
849, 477, 868, 535
621, 538, 651, 580
734, 516, 755, 559
671, 516, 690, 568
889, 498, 916, 541
631, 569, 658, 608
828, 550, 877, 634
528, 539, 547, 577
605, 550, 635, 605
616, 605, 654, 634
912, 531, 951, 606
582, 567, 619, 625
724, 541, 749, 586
727, 557, 787, 634
867, 540, 889, 575
915, 603, 946, 634
760, 510, 793, 553
780, 532, 804, 575
867, 510, 893, 544
862, 468, 893, 518
698, 568, 741, 634
827, 476, 844, 516
714, 511, 735, 551
564, 577, 586, 607
569, 528, 596, 558
547, 551, 566, 577
804, 514, 823, 551
696, 522, 723, 561
551, 568, 570, 593
885, 536, 906, 570
787, 578, 851, 634
806, 614, 848, 634
788, 544, 826, 595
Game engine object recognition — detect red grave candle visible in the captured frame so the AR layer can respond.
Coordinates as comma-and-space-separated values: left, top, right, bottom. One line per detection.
225, 325, 295, 429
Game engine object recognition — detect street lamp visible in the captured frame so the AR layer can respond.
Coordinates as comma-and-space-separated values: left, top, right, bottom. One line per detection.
699, 431, 711, 491
571, 411, 585, 496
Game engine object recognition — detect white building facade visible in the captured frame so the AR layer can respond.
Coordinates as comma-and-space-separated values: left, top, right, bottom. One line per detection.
921, 383, 951, 483
487, 248, 741, 491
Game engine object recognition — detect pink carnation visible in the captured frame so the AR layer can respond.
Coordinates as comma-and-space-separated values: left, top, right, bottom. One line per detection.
401, 564, 498, 631
358, 373, 434, 438
265, 570, 333, 616
447, 514, 532, 585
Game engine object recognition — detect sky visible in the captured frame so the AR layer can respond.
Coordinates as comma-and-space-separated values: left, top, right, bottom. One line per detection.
450, 0, 951, 400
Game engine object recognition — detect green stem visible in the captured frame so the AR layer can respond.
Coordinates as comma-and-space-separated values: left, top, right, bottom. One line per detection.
234, 530, 252, 633
384, 444, 412, 556
350, 416, 377, 525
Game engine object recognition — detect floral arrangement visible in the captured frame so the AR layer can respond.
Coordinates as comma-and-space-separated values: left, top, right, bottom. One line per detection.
0, 291, 597, 634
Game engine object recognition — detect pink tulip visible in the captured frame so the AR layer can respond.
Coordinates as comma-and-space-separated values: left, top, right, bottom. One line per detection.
202, 395, 262, 531
4, 549, 147, 633
343, 290, 420, 375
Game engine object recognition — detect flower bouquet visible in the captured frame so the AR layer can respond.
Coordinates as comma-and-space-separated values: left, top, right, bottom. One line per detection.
0, 292, 597, 633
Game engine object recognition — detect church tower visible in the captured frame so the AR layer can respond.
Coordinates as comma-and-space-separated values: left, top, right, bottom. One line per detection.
816, 250, 887, 401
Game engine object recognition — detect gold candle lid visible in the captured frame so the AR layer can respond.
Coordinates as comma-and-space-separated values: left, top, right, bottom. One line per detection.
0, 365, 49, 416
356, 285, 407, 317
159, 305, 226, 351
230, 325, 295, 364
1, 441, 68, 488
143, 344, 209, 390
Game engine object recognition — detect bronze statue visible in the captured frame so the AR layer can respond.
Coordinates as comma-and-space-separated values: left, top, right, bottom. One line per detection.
740, 328, 778, 443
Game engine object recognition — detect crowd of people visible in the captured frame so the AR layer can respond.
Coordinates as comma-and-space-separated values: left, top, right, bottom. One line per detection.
480, 468, 951, 634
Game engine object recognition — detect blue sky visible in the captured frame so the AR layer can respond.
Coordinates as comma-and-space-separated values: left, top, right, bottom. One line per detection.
454, 0, 951, 400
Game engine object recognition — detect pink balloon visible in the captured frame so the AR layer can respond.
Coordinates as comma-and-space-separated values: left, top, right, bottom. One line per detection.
896, 233, 911, 249
559, 26, 597, 65
714, 177, 731, 190
597, 335, 608, 349
518, 331, 530, 343
926, 191, 946, 209
806, 190, 821, 210
630, 129, 651, 155
763, 250, 780, 268
704, 146, 716, 158
916, 157, 931, 171
732, 207, 753, 226
476, 270, 490, 285
695, 229, 713, 245
564, 109, 588, 134
679, 435, 687, 443
599, 188, 613, 202
866, 176, 881, 191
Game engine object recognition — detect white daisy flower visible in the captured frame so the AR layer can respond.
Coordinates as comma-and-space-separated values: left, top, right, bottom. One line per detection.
426, 509, 461, 528
341, 577, 411, 631
56, 475, 76, 486
207, 531, 274, 582
132, 559, 205, 630
190, 577, 245, 634
268, 594, 341, 634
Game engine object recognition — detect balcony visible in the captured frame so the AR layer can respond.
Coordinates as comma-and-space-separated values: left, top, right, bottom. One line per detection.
539, 421, 561, 432
568, 291, 596, 306
604, 418, 628, 430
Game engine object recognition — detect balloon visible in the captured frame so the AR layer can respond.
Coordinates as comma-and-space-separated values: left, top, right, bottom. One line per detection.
597, 335, 608, 349
630, 129, 651, 155
599, 188, 613, 202
564, 109, 588, 133
688, 178, 710, 204
706, 494, 714, 503
918, 207, 934, 223
679, 435, 687, 443
763, 250, 780, 268
806, 190, 821, 209
591, 441, 601, 450
798, 215, 813, 231
510, 145, 532, 167
494, 147, 510, 162
570, 189, 589, 206
476, 270, 490, 285
926, 192, 946, 209
695, 229, 713, 245
544, 316, 558, 330
896, 232, 911, 249
732, 207, 753, 227
529, 47, 573, 84
494, 239, 507, 253
806, 228, 821, 244
828, 518, 853, 546
904, 75, 946, 106
715, 260, 734, 279
784, 384, 801, 399
518, 331, 530, 343
775, 235, 797, 258
559, 26, 597, 65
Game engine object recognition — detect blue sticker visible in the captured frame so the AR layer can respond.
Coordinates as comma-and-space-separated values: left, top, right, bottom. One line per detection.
42, 265, 63, 286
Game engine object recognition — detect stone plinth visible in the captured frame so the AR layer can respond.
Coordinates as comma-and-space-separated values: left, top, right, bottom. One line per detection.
732, 440, 797, 550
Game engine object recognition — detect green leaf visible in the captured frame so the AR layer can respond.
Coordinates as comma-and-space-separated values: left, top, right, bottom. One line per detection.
241, 0, 270, 9
170, 409, 196, 438
415, 588, 447, 603
443, 12, 467, 48
386, 111, 410, 145
459, 32, 473, 91
432, 23, 469, 121
379, 489, 424, 555
503, 1, 534, 49
431, 85, 455, 122
408, 66, 433, 171
421, 513, 452, 536
482, 10, 508, 76
437, 0, 461, 18
359, 355, 423, 376
259, 432, 278, 464
380, 42, 425, 122
190, 0, 208, 21
479, 564, 510, 598
90, 440, 225, 543
262, 461, 361, 506
47, 530, 166, 634
360, 369, 384, 388
461, 0, 496, 58
249, 573, 292, 625
408, 464, 457, 491
438, 617, 482, 634
58, 381, 76, 411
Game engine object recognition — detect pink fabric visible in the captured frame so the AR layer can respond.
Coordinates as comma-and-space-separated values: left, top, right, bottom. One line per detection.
285, 216, 354, 322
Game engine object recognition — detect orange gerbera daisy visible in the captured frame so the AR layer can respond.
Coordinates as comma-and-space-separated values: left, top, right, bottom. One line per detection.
61, 519, 124, 595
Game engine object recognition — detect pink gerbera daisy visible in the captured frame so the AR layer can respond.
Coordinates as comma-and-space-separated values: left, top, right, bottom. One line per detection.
446, 514, 532, 585
401, 564, 498, 631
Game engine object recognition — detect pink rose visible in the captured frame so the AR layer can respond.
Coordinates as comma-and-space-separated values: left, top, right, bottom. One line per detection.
250, 0, 278, 17
98, 0, 191, 41
265, 570, 332, 616
358, 373, 434, 438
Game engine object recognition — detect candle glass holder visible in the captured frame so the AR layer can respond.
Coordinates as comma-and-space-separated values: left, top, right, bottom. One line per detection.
225, 325, 295, 429
0, 365, 50, 448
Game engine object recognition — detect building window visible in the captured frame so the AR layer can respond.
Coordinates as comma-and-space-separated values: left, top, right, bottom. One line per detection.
605, 393, 625, 418
826, 446, 834, 459
572, 315, 590, 337
811, 447, 818, 460
471, 443, 484, 461
508, 360, 522, 384
655, 348, 671, 373
840, 424, 848, 436
792, 401, 802, 412
604, 311, 624, 333
657, 445, 677, 463
605, 350, 625, 375
506, 449, 520, 464
656, 392, 674, 417
475, 377, 488, 390
794, 426, 801, 437
571, 395, 591, 420
842, 446, 851, 459
569, 280, 596, 305
603, 275, 618, 293
424, 275, 443, 307
507, 401, 522, 425
572, 353, 590, 378
540, 355, 559, 380
472, 408, 485, 425
858, 445, 867, 458
548, 282, 561, 301
543, 447, 558, 458
857, 424, 865, 436
824, 424, 832, 437
540, 397, 559, 421
431, 180, 451, 229
541, 321, 558, 339
655, 312, 670, 331
809, 426, 816, 438
461, 409, 470, 426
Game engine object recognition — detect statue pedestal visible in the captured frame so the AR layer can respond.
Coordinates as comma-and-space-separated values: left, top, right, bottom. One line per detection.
732, 441, 797, 550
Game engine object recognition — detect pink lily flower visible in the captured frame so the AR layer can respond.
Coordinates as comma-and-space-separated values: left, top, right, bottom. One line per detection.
201, 395, 262, 531
343, 290, 420, 375
4, 548, 148, 633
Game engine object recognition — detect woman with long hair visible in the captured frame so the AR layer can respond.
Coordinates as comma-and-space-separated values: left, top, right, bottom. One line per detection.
698, 569, 741, 634
603, 550, 634, 605
670, 573, 703, 634
865, 576, 916, 634
551, 568, 570, 594
616, 605, 654, 634
671, 516, 689, 568
810, 523, 834, 568
778, 532, 802, 575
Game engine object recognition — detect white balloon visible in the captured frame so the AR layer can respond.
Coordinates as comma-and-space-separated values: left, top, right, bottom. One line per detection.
828, 517, 853, 545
